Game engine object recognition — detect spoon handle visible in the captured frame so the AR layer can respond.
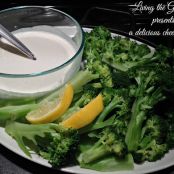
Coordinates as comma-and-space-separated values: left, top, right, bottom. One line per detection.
0, 24, 36, 60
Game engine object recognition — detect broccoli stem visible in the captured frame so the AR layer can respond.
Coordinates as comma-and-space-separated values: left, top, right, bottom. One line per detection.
0, 103, 38, 126
79, 140, 110, 164
125, 112, 146, 151
57, 106, 80, 122
70, 70, 99, 93
0, 97, 36, 107
96, 96, 119, 123
125, 87, 165, 152
43, 70, 99, 102
79, 116, 115, 134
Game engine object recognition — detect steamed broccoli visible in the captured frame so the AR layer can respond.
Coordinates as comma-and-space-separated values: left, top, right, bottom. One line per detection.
5, 122, 79, 167
74, 85, 99, 107
0, 103, 37, 126
134, 139, 168, 163
83, 27, 113, 87
141, 115, 168, 144
132, 115, 169, 163
78, 121, 127, 164
79, 26, 174, 170
102, 34, 173, 72
156, 64, 174, 94
102, 37, 153, 72
84, 26, 111, 54
97, 88, 130, 122
125, 71, 165, 151
87, 26, 112, 41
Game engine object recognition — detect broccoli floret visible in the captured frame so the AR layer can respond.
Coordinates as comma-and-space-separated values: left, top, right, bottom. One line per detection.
78, 123, 127, 164
102, 36, 153, 72
132, 115, 169, 163
97, 88, 130, 122
88, 26, 112, 40
154, 45, 173, 62
101, 88, 116, 105
83, 27, 113, 87
102, 39, 173, 73
141, 115, 168, 144
85, 54, 113, 87
133, 138, 168, 163
91, 60, 113, 87
74, 85, 99, 108
129, 43, 151, 58
5, 122, 79, 167
39, 125, 79, 167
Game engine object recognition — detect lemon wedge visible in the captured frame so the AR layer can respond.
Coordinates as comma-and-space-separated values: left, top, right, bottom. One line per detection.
26, 83, 74, 124
61, 94, 104, 129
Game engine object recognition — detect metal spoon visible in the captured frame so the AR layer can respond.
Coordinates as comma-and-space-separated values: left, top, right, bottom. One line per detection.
0, 24, 36, 60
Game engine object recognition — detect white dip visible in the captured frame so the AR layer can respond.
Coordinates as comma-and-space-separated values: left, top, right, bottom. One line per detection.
0, 26, 81, 98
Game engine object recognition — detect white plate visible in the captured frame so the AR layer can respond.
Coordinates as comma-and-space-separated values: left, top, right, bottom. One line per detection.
0, 28, 174, 174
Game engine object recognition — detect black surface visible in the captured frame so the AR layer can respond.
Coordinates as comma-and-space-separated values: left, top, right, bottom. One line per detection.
0, 144, 68, 174
0, 1, 174, 174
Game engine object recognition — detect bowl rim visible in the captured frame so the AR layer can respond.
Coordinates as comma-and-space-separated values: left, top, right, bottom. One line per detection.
0, 6, 85, 78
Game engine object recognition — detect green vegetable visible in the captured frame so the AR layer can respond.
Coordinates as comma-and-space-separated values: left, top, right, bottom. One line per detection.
141, 115, 168, 144
5, 122, 79, 167
97, 88, 130, 122
78, 121, 128, 164
102, 40, 172, 72
134, 139, 168, 163
133, 115, 168, 163
0, 104, 37, 126
80, 154, 134, 172
125, 71, 165, 151
0, 97, 36, 107
102, 42, 152, 72
84, 27, 113, 87
77, 26, 174, 171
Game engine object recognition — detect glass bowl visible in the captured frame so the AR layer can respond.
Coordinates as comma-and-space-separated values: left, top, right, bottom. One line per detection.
0, 6, 84, 99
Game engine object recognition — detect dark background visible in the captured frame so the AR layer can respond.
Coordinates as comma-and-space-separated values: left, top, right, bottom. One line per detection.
0, 0, 174, 174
